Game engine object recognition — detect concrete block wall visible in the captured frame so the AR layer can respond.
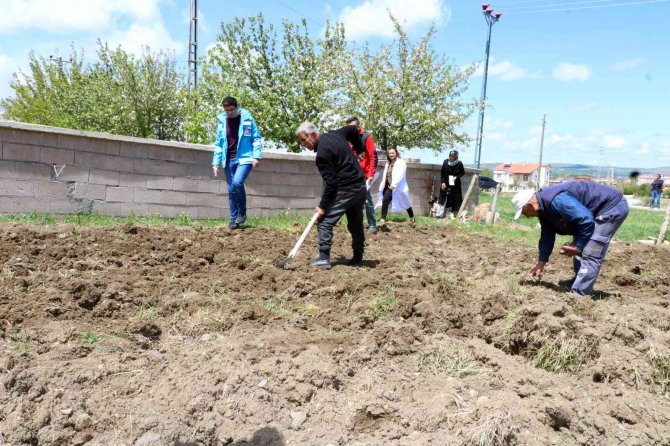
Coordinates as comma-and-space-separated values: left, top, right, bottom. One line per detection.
0, 121, 478, 219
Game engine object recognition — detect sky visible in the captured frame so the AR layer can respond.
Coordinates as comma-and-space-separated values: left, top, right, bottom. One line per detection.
0, 0, 669, 169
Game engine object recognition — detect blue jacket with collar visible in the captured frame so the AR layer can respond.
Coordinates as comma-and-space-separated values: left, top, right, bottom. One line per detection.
212, 108, 262, 168
536, 181, 623, 262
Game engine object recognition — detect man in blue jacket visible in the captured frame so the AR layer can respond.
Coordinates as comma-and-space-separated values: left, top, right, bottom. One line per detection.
212, 97, 263, 229
512, 181, 629, 296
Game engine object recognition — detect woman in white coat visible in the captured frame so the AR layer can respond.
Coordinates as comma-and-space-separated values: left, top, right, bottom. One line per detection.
377, 147, 414, 225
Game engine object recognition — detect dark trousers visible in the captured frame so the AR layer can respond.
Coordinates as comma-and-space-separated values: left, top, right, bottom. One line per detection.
318, 185, 366, 260
381, 187, 414, 220
438, 186, 462, 212
571, 199, 629, 295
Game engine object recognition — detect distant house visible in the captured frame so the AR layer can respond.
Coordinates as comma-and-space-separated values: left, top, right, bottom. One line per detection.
573, 175, 592, 182
637, 174, 670, 186
493, 163, 551, 189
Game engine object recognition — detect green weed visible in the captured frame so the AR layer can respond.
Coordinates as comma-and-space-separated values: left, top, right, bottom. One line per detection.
533, 339, 586, 374
368, 289, 396, 321
131, 306, 157, 323
419, 346, 483, 378
649, 351, 670, 395
295, 303, 321, 317
80, 332, 104, 345
2, 267, 13, 280
264, 296, 290, 316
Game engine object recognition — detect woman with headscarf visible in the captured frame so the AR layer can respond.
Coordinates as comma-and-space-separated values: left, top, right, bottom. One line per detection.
376, 147, 414, 225
436, 150, 465, 217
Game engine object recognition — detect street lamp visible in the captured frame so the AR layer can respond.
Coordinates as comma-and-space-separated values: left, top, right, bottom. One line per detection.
473, 4, 502, 170
48, 55, 73, 66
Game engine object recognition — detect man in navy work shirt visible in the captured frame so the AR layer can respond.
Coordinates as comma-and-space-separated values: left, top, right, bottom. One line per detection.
295, 121, 366, 270
512, 181, 629, 295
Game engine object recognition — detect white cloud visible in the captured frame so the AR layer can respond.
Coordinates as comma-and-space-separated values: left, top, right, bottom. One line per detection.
474, 59, 539, 81
106, 22, 183, 54
338, 0, 445, 40
0, 0, 180, 54
611, 57, 646, 72
0, 0, 161, 34
0, 54, 18, 100
552, 62, 591, 82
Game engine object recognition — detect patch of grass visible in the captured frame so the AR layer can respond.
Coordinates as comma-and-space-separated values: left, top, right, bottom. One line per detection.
419, 346, 483, 378
465, 410, 515, 446
433, 273, 464, 298
264, 296, 290, 316
556, 430, 576, 446
368, 288, 397, 321
572, 302, 598, 321
506, 277, 520, 294
2, 267, 14, 280
208, 281, 230, 301
80, 332, 105, 345
634, 367, 645, 391
533, 339, 586, 374
649, 351, 670, 395
493, 311, 517, 348
295, 303, 321, 317
131, 306, 157, 323
11, 335, 32, 356
0, 212, 56, 225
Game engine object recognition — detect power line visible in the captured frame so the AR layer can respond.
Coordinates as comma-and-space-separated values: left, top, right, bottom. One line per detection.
511, 0, 669, 15
501, 0, 642, 12
446, 0, 668, 22
272, 0, 328, 27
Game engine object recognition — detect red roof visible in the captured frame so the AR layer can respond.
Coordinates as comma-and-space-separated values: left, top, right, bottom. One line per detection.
493, 163, 550, 175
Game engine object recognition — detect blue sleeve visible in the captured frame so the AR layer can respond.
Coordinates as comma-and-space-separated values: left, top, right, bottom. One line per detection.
538, 225, 555, 262
551, 192, 595, 250
212, 121, 224, 166
251, 117, 262, 159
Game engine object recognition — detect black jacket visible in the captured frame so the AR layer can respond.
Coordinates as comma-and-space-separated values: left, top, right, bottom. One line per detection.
315, 125, 365, 210
440, 160, 465, 186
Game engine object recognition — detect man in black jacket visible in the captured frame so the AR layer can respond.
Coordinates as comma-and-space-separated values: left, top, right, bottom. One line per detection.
296, 122, 366, 269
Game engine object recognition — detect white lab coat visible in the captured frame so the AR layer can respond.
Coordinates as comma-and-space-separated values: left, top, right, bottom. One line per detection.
376, 158, 412, 212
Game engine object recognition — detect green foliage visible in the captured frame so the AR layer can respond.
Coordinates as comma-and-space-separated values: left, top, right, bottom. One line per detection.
190, 14, 348, 149
2, 42, 186, 141
344, 15, 475, 152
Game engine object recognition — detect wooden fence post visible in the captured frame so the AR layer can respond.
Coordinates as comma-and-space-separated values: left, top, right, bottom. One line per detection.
657, 201, 670, 245
486, 183, 503, 225
456, 174, 479, 220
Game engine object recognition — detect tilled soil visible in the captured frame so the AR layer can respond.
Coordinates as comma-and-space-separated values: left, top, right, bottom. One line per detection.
1, 221, 669, 446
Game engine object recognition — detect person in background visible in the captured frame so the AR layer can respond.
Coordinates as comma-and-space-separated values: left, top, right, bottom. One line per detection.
295, 122, 366, 270
345, 117, 379, 234
212, 96, 262, 230
377, 148, 414, 226
651, 174, 664, 209
512, 181, 629, 296
435, 150, 465, 218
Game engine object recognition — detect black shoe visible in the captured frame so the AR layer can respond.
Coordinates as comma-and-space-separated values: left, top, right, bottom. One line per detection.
307, 259, 332, 270
228, 221, 240, 230
342, 257, 364, 266
558, 278, 575, 289
235, 213, 247, 224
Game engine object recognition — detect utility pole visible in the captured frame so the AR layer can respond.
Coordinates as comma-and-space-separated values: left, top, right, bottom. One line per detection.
537, 114, 546, 190
473, 4, 502, 170
187, 0, 198, 91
